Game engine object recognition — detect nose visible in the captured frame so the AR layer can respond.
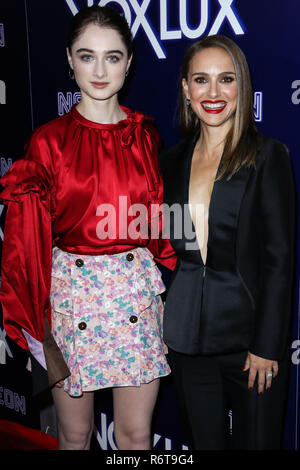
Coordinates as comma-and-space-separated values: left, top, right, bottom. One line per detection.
207, 78, 219, 99
93, 58, 106, 78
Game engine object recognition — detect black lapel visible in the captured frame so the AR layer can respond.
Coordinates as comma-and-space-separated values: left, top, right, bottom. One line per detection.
162, 135, 252, 263
207, 164, 252, 265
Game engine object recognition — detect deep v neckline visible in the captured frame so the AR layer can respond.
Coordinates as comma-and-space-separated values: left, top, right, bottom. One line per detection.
186, 138, 223, 267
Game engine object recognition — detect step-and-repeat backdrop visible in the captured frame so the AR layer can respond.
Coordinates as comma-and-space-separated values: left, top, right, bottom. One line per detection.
0, 0, 299, 450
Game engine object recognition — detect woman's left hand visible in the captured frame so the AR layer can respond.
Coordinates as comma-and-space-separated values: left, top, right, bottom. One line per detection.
243, 352, 278, 394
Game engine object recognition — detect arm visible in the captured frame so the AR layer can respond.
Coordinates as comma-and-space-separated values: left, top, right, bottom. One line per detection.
250, 141, 295, 360
244, 142, 295, 392
0, 132, 70, 390
140, 121, 177, 271
0, 150, 53, 351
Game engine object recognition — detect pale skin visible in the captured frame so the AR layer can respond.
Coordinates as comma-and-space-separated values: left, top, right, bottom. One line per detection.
51, 23, 161, 450
183, 47, 278, 395
52, 380, 160, 450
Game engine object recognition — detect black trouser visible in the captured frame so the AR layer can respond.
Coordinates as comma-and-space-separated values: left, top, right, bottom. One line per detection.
168, 348, 290, 450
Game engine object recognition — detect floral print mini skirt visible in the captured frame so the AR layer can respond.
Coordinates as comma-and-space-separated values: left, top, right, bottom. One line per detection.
50, 246, 170, 397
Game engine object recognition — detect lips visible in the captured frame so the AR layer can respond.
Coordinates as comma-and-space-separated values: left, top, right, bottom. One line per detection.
201, 100, 227, 114
91, 82, 109, 89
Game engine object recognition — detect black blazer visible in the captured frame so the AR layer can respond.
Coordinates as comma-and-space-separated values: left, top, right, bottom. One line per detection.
160, 133, 295, 360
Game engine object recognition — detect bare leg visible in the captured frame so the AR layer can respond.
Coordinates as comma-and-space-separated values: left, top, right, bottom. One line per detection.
52, 386, 94, 450
112, 378, 160, 450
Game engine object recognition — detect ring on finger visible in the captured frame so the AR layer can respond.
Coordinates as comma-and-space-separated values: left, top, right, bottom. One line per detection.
266, 372, 273, 378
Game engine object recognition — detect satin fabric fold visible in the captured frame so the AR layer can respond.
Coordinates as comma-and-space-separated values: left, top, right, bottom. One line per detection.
0, 105, 176, 350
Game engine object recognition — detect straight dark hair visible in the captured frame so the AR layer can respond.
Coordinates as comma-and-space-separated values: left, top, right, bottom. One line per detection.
67, 5, 133, 58
179, 35, 258, 180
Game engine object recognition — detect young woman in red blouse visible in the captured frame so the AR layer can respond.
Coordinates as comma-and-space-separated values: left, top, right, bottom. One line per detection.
0, 6, 175, 450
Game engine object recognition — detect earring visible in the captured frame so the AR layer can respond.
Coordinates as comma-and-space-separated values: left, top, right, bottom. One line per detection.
125, 69, 129, 77
186, 98, 191, 106
69, 68, 75, 80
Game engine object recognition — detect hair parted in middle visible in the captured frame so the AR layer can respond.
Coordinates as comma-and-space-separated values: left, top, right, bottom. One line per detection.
67, 5, 133, 58
179, 34, 258, 180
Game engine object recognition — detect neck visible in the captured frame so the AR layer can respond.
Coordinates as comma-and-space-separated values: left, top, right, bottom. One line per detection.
76, 95, 127, 124
198, 120, 232, 159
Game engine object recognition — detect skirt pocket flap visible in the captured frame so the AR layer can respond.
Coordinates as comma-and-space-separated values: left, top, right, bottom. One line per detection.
52, 295, 73, 316
135, 265, 165, 312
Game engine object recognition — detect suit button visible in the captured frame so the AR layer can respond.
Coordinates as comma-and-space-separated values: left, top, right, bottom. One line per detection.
126, 253, 134, 262
129, 315, 138, 324
75, 259, 84, 267
78, 322, 87, 330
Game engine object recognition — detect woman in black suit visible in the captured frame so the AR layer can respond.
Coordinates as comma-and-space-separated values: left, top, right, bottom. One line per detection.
160, 35, 295, 450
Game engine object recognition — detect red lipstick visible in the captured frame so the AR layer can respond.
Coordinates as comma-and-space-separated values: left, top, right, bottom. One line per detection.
201, 100, 227, 114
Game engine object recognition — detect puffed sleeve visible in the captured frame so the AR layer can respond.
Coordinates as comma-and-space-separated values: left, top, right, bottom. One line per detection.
0, 131, 70, 391
139, 119, 177, 271
0, 131, 55, 353
249, 142, 296, 360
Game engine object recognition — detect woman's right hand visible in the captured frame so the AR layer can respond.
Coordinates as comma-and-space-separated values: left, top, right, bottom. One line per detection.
54, 380, 65, 388
26, 357, 32, 372
243, 351, 278, 394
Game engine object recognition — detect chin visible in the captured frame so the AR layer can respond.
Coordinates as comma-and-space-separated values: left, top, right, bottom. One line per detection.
200, 112, 235, 128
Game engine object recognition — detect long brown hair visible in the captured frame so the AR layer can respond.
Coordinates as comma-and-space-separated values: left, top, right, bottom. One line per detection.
179, 35, 258, 180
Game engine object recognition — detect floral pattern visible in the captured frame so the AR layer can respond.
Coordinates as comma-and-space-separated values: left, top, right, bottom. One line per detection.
50, 247, 170, 396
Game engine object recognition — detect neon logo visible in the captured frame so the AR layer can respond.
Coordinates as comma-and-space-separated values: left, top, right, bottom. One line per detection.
291, 80, 300, 105
0, 387, 26, 414
94, 412, 188, 450
0, 24, 4, 47
0, 80, 6, 105
0, 327, 13, 364
57, 91, 81, 115
0, 157, 13, 177
65, 0, 245, 59
254, 91, 263, 122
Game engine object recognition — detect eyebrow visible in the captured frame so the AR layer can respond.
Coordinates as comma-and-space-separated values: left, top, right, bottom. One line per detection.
191, 71, 236, 77
75, 48, 124, 56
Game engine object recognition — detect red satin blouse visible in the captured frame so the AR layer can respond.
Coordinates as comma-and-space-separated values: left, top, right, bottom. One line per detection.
0, 106, 176, 350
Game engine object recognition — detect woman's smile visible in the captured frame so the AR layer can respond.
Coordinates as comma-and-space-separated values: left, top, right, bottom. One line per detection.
182, 47, 238, 129
200, 100, 227, 113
